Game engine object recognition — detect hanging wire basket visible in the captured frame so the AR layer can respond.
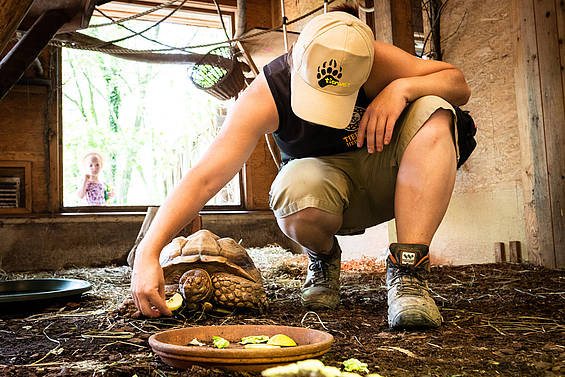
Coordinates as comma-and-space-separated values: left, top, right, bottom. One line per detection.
189, 45, 245, 101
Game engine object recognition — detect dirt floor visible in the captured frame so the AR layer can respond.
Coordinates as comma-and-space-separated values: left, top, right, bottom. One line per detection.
1, 246, 564, 377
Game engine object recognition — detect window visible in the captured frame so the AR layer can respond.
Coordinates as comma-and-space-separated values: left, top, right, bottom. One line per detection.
62, 12, 241, 208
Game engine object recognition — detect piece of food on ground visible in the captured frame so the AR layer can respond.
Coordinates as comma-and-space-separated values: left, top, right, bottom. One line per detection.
165, 292, 183, 311
244, 344, 281, 349
189, 338, 205, 346
342, 358, 369, 373
266, 334, 297, 347
261, 359, 384, 377
212, 336, 229, 349
240, 335, 270, 344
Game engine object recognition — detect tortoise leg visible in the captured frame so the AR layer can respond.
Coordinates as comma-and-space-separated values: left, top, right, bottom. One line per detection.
211, 272, 268, 312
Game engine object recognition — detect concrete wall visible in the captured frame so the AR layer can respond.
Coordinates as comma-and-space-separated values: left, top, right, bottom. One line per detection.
0, 212, 297, 272
429, 0, 527, 265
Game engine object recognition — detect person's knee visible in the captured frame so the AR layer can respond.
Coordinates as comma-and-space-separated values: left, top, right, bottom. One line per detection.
277, 207, 342, 251
416, 109, 454, 148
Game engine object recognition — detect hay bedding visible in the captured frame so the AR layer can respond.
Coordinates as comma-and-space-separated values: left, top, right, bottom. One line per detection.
0, 245, 564, 377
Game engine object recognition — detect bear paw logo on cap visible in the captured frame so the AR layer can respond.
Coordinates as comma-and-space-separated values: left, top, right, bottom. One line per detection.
316, 59, 343, 88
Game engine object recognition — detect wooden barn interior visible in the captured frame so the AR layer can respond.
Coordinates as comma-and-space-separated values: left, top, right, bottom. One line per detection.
0, 0, 563, 272
1, 1, 565, 376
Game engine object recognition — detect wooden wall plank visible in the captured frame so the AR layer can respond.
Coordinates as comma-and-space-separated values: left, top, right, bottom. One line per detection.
553, 0, 565, 267
512, 0, 555, 267
48, 47, 61, 213
391, 0, 415, 54
373, 0, 393, 44
371, 0, 415, 54
558, 0, 565, 105
533, 0, 565, 268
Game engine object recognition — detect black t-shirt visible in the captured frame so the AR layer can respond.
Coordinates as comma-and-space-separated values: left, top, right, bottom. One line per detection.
263, 54, 371, 164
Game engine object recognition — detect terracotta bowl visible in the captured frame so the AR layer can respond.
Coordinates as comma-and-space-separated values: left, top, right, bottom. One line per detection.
149, 324, 334, 371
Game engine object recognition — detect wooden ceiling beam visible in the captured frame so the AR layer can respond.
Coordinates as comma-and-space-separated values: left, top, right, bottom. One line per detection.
0, 10, 71, 101
0, 0, 35, 56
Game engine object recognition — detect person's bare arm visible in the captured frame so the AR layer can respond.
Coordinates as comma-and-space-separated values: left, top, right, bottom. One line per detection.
77, 175, 90, 199
131, 73, 278, 317
358, 41, 471, 153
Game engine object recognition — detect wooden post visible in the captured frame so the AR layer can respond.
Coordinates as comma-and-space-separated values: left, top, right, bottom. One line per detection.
0, 0, 35, 56
494, 242, 506, 263
390, 0, 415, 55
512, 0, 557, 268
532, 0, 565, 268
509, 241, 522, 264
372, 0, 415, 54
372, 0, 393, 44
127, 207, 160, 267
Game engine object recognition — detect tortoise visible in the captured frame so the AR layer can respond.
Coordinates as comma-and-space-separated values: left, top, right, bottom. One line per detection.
159, 229, 268, 312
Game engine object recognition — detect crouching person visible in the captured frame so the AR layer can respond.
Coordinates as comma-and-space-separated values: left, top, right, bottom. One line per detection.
131, 8, 471, 330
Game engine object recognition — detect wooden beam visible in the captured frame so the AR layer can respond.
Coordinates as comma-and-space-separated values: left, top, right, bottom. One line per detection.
371, 0, 415, 54
0, 0, 35, 56
390, 0, 415, 54
512, 0, 557, 268
509, 241, 522, 263
48, 47, 61, 213
0, 10, 71, 101
533, 0, 565, 268
494, 242, 506, 263
373, 0, 393, 44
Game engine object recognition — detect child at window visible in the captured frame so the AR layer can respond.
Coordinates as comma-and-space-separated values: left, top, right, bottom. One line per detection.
77, 151, 114, 205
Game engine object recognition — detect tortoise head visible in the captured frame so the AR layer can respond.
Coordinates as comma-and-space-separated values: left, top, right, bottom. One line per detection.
179, 268, 213, 304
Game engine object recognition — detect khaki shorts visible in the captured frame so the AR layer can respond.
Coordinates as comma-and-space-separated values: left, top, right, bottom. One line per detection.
269, 95, 458, 235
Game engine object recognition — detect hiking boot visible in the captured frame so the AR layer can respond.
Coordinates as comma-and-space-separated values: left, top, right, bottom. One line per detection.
386, 243, 442, 329
300, 238, 341, 309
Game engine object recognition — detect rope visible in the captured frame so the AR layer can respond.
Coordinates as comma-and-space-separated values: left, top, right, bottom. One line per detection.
87, 0, 180, 29
212, 0, 231, 41
94, 7, 195, 53
92, 0, 188, 48
56, 0, 336, 55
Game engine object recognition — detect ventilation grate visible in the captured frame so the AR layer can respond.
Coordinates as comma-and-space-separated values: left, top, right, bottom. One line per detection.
0, 177, 20, 208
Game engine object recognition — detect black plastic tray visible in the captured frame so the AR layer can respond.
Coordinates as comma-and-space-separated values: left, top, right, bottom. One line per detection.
0, 278, 91, 303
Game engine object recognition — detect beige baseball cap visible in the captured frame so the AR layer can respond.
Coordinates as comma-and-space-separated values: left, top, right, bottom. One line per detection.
291, 11, 375, 128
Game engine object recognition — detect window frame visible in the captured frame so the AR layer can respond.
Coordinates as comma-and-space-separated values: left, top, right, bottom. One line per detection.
58, 1, 245, 213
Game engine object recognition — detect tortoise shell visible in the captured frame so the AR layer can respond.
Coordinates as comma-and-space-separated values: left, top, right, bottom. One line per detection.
160, 229, 262, 287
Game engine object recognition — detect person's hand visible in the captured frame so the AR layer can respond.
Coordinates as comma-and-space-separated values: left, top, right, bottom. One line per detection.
84, 174, 91, 181
130, 256, 172, 317
357, 79, 409, 153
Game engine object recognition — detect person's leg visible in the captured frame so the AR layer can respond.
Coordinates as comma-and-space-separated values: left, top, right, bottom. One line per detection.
269, 157, 353, 309
277, 207, 341, 254
395, 108, 456, 244
278, 208, 343, 309
386, 105, 457, 329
